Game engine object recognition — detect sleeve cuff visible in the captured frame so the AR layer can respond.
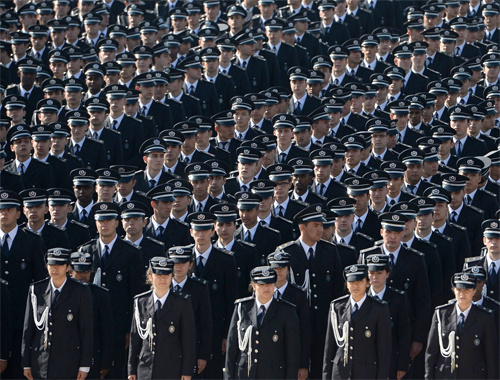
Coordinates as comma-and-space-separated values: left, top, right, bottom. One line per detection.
79, 367, 90, 373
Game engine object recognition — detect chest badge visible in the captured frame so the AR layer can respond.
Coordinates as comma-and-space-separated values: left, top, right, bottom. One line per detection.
169, 324, 175, 333
67, 313, 74, 321
272, 334, 279, 342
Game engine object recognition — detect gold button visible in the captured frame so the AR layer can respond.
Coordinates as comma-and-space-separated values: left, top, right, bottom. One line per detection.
254, 359, 258, 363
349, 356, 353, 360
254, 349, 258, 353
350, 346, 353, 350
350, 327, 353, 331
255, 340, 259, 344
256, 331, 259, 335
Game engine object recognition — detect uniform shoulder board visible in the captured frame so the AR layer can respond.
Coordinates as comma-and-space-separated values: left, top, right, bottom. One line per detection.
70, 219, 90, 229
434, 232, 452, 242
129, 115, 143, 123
336, 242, 357, 251
109, 128, 121, 136
173, 218, 189, 227
145, 236, 165, 247
122, 239, 141, 250
407, 247, 424, 257
464, 255, 483, 263
68, 276, 88, 286
235, 296, 254, 304
466, 205, 485, 215
449, 222, 467, 231
388, 286, 405, 295
320, 238, 336, 247
262, 224, 280, 234
92, 138, 105, 145
277, 240, 296, 250
484, 296, 500, 306
218, 248, 234, 256
482, 189, 497, 198
274, 215, 293, 224
7, 170, 21, 177
369, 294, 387, 305
134, 290, 153, 299
173, 291, 191, 300
0, 278, 8, 286
77, 239, 97, 250
354, 232, 374, 242
255, 54, 266, 61
277, 297, 296, 308
293, 199, 308, 206
90, 283, 109, 292
474, 304, 494, 314
168, 98, 183, 105
333, 294, 350, 303
142, 114, 154, 121
219, 72, 231, 80
23, 228, 41, 237
435, 302, 454, 310
6, 84, 17, 89
236, 239, 257, 248
135, 190, 148, 197
190, 276, 209, 286
374, 239, 384, 246
360, 245, 382, 256
31, 277, 50, 286
46, 221, 65, 231
416, 237, 437, 249
315, 193, 328, 201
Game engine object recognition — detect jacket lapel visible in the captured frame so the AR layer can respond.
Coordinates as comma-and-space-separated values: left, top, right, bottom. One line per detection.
43, 282, 52, 308
53, 279, 72, 310
157, 292, 173, 321
294, 239, 310, 269
105, 239, 122, 269
261, 299, 278, 327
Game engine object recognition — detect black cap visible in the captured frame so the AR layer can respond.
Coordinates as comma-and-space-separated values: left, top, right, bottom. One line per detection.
187, 212, 216, 230
46, 248, 71, 265
168, 246, 193, 263
150, 257, 174, 275
92, 202, 121, 220
47, 188, 74, 205
294, 204, 326, 223
366, 255, 390, 271
20, 188, 48, 207
71, 168, 96, 186
250, 266, 277, 284
343, 264, 368, 281
70, 252, 93, 271
379, 212, 408, 231
210, 203, 239, 222
120, 201, 148, 219
267, 250, 291, 268
327, 197, 356, 216
452, 272, 477, 289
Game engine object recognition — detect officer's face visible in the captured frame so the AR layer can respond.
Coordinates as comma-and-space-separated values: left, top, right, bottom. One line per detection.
335, 214, 354, 234
416, 213, 433, 231
345, 148, 362, 167
258, 195, 274, 214
172, 195, 190, 214
293, 129, 312, 147
450, 119, 468, 139
460, 171, 480, 193
292, 173, 312, 193
86, 75, 104, 92
453, 287, 475, 309
195, 130, 211, 148
368, 270, 390, 290
96, 218, 119, 238
484, 236, 500, 257
69, 124, 89, 142
432, 201, 448, 223
346, 278, 370, 300
349, 193, 369, 214
381, 228, 404, 251
190, 179, 209, 199
49, 203, 71, 223
449, 189, 465, 209
423, 161, 439, 177
370, 187, 387, 205
387, 177, 403, 196
51, 136, 70, 155
39, 111, 59, 125
6, 108, 26, 124
144, 152, 165, 171
74, 185, 95, 205
11, 137, 32, 160
208, 175, 226, 197
404, 164, 423, 185
122, 216, 146, 237
234, 109, 251, 130
403, 219, 416, 239
274, 179, 292, 199
96, 184, 115, 202
174, 262, 191, 279
24, 204, 48, 223
215, 221, 236, 241
239, 207, 259, 228
152, 200, 173, 220
32, 139, 52, 157
47, 264, 69, 281
314, 164, 332, 182
190, 228, 215, 246
331, 158, 345, 177
274, 266, 289, 284
150, 272, 172, 293
0, 207, 21, 231
252, 282, 275, 303
70, 269, 91, 283
300, 221, 324, 243
238, 162, 257, 181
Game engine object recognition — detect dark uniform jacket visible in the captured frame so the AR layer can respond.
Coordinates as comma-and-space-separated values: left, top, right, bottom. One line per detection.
453, 204, 484, 257
6, 85, 44, 123
184, 79, 220, 117
425, 302, 498, 379
323, 294, 392, 380
21, 277, 94, 379
232, 56, 270, 93
134, 170, 177, 193
224, 64, 251, 97
235, 223, 281, 266
104, 115, 144, 168
87, 127, 124, 167
225, 297, 300, 380
68, 137, 108, 170
176, 92, 203, 119
20, 221, 70, 251
440, 222, 471, 273
144, 217, 192, 250
3, 158, 54, 189
0, 169, 24, 192
143, 100, 174, 133
128, 290, 196, 379
41, 155, 72, 191
211, 72, 236, 111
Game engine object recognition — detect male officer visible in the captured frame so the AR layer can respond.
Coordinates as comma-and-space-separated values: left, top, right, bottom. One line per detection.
310, 148, 348, 200
381, 161, 416, 206
143, 184, 192, 249
69, 252, 113, 380
111, 165, 151, 212
68, 168, 98, 237
223, 147, 261, 195
346, 177, 381, 240
78, 202, 144, 379
1, 190, 46, 380
289, 158, 327, 207
19, 188, 70, 250
359, 213, 431, 380
188, 211, 238, 379
277, 204, 343, 379
186, 163, 220, 213
233, 31, 270, 93
400, 148, 434, 197
4, 124, 54, 189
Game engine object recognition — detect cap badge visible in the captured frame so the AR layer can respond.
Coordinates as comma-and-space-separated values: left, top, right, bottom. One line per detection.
100, 204, 108, 210
392, 214, 400, 221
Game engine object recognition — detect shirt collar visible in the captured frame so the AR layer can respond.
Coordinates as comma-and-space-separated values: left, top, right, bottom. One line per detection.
99, 235, 118, 253
0, 225, 18, 246
274, 196, 290, 211
195, 244, 212, 262
76, 200, 94, 216
370, 285, 386, 299
50, 277, 68, 293
350, 292, 367, 309
335, 230, 353, 244
275, 281, 288, 298
153, 290, 170, 308
16, 156, 31, 171
383, 243, 402, 261
216, 238, 235, 251
172, 276, 188, 290
255, 297, 273, 313
455, 302, 472, 320
243, 223, 259, 239
152, 216, 169, 230
299, 238, 317, 254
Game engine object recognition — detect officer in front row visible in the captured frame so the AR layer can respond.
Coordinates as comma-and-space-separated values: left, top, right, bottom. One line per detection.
425, 273, 499, 379
69, 252, 113, 380
128, 257, 196, 380
225, 266, 300, 379
21, 248, 94, 380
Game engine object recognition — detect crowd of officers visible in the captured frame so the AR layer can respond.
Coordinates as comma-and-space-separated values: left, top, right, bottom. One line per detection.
1, 0, 500, 379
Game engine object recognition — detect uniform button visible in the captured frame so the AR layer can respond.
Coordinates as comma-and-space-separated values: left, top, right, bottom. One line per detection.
312, 274, 316, 277
456, 336, 459, 340
49, 332, 52, 336
254, 349, 258, 353
255, 340, 259, 344
456, 365, 458, 368
350, 346, 353, 350
102, 283, 106, 287
256, 331, 259, 335
103, 272, 106, 275
314, 294, 318, 298
154, 333, 156, 336
314, 306, 318, 310
350, 337, 353, 340
4, 261, 7, 264
456, 346, 459, 349
152, 351, 155, 355
313, 284, 317, 288
389, 280, 393, 283
4, 271, 8, 275
50, 322, 53, 326
455, 356, 458, 359
254, 359, 258, 363
349, 356, 352, 360
350, 327, 353, 331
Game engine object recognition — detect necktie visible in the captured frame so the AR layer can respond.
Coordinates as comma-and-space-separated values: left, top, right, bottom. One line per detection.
197, 256, 205, 274
451, 210, 458, 223
155, 300, 162, 319
459, 98, 465, 105
320, 184, 326, 196
142, 106, 147, 115
456, 140, 462, 157
351, 303, 358, 319
340, 238, 345, 244
407, 185, 416, 195
52, 289, 60, 306
397, 133, 402, 143
426, 57, 433, 66
222, 69, 227, 74
434, 112, 439, 119
149, 179, 156, 189
455, 47, 460, 57
350, 69, 355, 77
257, 305, 266, 328
74, 144, 80, 155
368, 2, 374, 10
325, 27, 331, 35
378, 56, 383, 62
157, 226, 165, 239
389, 199, 395, 206
355, 218, 362, 232
19, 163, 25, 175
276, 290, 282, 299
242, 61, 247, 68
190, 85, 195, 95
1, 235, 9, 258
241, 185, 248, 192
465, 195, 472, 205
197, 203, 203, 212
36, 52, 41, 60
174, 285, 181, 292
389, 253, 395, 270
219, 141, 228, 150
279, 152, 287, 163
402, 242, 408, 248
277, 205, 284, 217
457, 313, 465, 334
112, 120, 118, 130
389, 96, 395, 102
333, 78, 339, 86
81, 209, 88, 223
25, 92, 30, 100
245, 230, 252, 242
102, 245, 110, 267
308, 247, 314, 268
296, 37, 301, 44
184, 156, 190, 164
489, 262, 498, 288
295, 101, 301, 115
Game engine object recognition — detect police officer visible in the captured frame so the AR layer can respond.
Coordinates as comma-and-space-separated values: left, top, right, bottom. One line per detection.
128, 257, 196, 380
169, 246, 213, 378
225, 266, 300, 379
69, 252, 113, 380
267, 251, 311, 380
425, 273, 499, 379
21, 248, 93, 380
367, 254, 411, 380
278, 204, 343, 379
323, 264, 392, 379
78, 202, 144, 379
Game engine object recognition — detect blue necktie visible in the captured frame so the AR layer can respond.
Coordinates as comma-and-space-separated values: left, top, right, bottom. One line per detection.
489, 263, 498, 288
197, 256, 205, 274
351, 303, 359, 319
257, 305, 266, 328
457, 313, 465, 334
102, 245, 110, 267
1, 235, 9, 258
52, 289, 60, 306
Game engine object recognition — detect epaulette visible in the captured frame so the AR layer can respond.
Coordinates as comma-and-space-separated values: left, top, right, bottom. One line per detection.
336, 242, 357, 251
50, 155, 67, 163
173, 291, 191, 300
262, 224, 280, 234
289, 282, 307, 293
274, 215, 293, 224
129, 115, 143, 123
136, 190, 148, 197
90, 283, 109, 291
484, 296, 500, 306
219, 72, 232, 80
433, 232, 452, 242
482, 189, 497, 198
333, 294, 350, 303
314, 193, 328, 202
144, 236, 165, 247
407, 247, 424, 257
360, 245, 383, 257
31, 277, 50, 286
68, 276, 88, 286
6, 84, 17, 89
320, 238, 336, 247
141, 114, 154, 121
134, 290, 153, 299
173, 218, 189, 227
65, 151, 83, 160
89, 137, 105, 145
46, 221, 65, 231
449, 222, 467, 231
235, 296, 254, 304
466, 204, 485, 215
374, 239, 384, 246
77, 239, 97, 250
122, 239, 141, 250
23, 228, 41, 237
464, 255, 483, 264
388, 286, 405, 295
415, 237, 437, 249
69, 219, 90, 229
277, 297, 296, 308
354, 232, 374, 241
369, 294, 387, 305
189, 276, 209, 286
447, 298, 456, 304
5, 170, 21, 177
435, 302, 454, 310
473, 304, 494, 314
438, 164, 457, 173
236, 239, 256, 248
292, 199, 308, 206
277, 240, 296, 250
109, 128, 122, 136
0, 278, 8, 286
218, 247, 234, 256
167, 97, 182, 105
255, 54, 266, 61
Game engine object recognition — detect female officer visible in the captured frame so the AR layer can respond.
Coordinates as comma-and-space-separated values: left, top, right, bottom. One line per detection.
128, 257, 196, 380
425, 273, 499, 379
323, 264, 392, 380
225, 266, 300, 379
21, 248, 94, 380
